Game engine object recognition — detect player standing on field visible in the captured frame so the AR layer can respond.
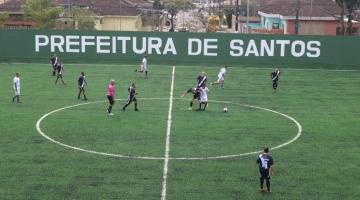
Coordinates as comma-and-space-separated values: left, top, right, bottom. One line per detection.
199, 85, 209, 110
78, 72, 87, 100
211, 65, 228, 88
12, 72, 21, 103
122, 83, 138, 111
107, 79, 115, 116
271, 68, 281, 92
50, 54, 58, 76
135, 54, 148, 78
55, 62, 66, 85
197, 71, 207, 88
256, 147, 274, 193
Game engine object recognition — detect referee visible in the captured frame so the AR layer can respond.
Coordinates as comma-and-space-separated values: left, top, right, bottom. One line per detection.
256, 147, 274, 193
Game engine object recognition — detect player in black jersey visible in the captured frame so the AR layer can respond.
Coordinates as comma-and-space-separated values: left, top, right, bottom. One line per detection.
122, 83, 138, 111
78, 72, 87, 100
50, 54, 58, 76
270, 68, 281, 92
55, 62, 66, 85
256, 147, 274, 193
197, 71, 207, 88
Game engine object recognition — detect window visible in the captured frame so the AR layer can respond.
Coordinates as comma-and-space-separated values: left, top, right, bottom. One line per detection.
272, 23, 279, 29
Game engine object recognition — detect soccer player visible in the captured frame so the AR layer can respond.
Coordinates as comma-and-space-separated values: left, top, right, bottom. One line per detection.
180, 87, 200, 110
122, 83, 138, 111
199, 85, 210, 110
54, 62, 66, 85
78, 72, 87, 100
197, 71, 207, 88
211, 65, 228, 88
256, 147, 274, 193
271, 68, 281, 92
50, 54, 58, 76
12, 72, 21, 103
107, 79, 115, 116
135, 54, 148, 78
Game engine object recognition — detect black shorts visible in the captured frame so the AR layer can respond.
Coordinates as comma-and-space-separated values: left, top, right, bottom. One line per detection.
259, 168, 270, 179
107, 95, 115, 105
193, 91, 200, 100
127, 96, 137, 103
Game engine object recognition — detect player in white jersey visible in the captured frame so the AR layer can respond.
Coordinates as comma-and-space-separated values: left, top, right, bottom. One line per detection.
12, 72, 21, 103
135, 54, 148, 78
199, 85, 209, 110
211, 65, 228, 88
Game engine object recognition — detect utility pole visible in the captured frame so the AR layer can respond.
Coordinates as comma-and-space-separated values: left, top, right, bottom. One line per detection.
235, 0, 239, 31
295, 0, 300, 34
246, 0, 250, 33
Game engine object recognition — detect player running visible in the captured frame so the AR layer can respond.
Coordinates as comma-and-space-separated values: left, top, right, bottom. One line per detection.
256, 147, 274, 193
12, 72, 21, 103
135, 54, 148, 78
54, 62, 66, 85
211, 65, 228, 88
271, 68, 281, 92
77, 72, 87, 100
107, 79, 116, 116
50, 54, 58, 76
122, 83, 138, 111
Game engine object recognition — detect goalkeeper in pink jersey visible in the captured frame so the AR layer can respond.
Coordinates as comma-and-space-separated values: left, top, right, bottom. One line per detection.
107, 79, 115, 116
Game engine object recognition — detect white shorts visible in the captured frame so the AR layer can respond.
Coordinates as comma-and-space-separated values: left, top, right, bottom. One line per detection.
217, 74, 224, 82
141, 65, 147, 71
200, 96, 208, 103
14, 88, 20, 95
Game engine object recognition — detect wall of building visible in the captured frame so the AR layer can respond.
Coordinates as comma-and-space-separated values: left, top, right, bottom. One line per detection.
95, 16, 142, 31
261, 16, 285, 31
286, 20, 360, 36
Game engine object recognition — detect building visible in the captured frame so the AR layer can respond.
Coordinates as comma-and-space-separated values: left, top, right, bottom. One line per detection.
255, 0, 360, 35
0, 0, 153, 31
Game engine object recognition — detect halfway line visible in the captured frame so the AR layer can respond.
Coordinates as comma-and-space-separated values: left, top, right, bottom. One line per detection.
161, 66, 175, 200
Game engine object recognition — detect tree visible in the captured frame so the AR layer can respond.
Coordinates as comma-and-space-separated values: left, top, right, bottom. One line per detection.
162, 0, 194, 11
71, 6, 96, 30
335, 0, 346, 35
0, 13, 9, 27
153, 0, 163, 9
336, 0, 360, 35
344, 0, 360, 35
22, 0, 63, 29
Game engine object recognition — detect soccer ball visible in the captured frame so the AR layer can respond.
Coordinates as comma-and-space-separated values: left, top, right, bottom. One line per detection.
223, 107, 228, 112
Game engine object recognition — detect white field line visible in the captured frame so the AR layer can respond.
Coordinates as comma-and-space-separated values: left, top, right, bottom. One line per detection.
5, 62, 359, 72
161, 66, 175, 200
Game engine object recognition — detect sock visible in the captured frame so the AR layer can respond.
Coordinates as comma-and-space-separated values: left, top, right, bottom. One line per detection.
266, 179, 270, 191
16, 96, 20, 102
145, 71, 148, 77
108, 106, 112, 113
190, 101, 193, 107
135, 102, 138, 110
260, 177, 264, 189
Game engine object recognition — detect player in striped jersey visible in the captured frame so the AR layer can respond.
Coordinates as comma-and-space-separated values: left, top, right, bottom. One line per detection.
271, 68, 281, 92
50, 54, 58, 76
55, 62, 66, 85
77, 72, 87, 100
122, 83, 138, 111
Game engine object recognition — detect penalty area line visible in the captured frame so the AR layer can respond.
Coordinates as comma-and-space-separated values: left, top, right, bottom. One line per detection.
161, 66, 175, 200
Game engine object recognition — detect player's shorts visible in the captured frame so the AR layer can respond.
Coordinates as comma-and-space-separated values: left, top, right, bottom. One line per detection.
193, 91, 200, 100
14, 88, 20, 96
200, 97, 208, 103
127, 96, 137, 103
57, 73, 63, 78
107, 95, 115, 105
217, 74, 224, 82
259, 168, 270, 179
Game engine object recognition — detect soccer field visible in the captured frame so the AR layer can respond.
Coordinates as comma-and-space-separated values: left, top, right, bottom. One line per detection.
0, 63, 359, 200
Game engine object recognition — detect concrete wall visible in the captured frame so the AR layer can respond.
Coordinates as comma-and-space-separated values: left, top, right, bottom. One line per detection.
95, 16, 142, 31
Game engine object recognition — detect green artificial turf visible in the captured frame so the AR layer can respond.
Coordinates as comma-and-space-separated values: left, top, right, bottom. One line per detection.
0, 63, 359, 199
